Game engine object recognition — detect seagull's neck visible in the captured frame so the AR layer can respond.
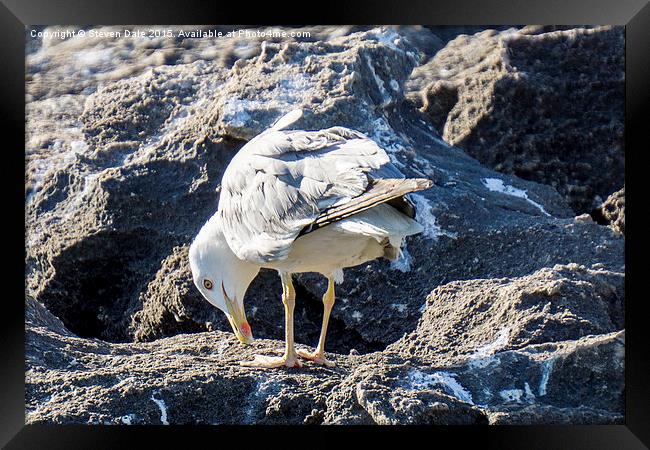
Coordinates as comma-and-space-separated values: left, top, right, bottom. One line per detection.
201, 215, 262, 271
199, 215, 234, 255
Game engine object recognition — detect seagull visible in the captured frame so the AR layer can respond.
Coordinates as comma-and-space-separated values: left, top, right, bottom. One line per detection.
189, 109, 432, 368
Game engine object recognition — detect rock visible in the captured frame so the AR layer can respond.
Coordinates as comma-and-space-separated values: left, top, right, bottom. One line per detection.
25, 25, 370, 102
574, 213, 594, 223
306, 216, 623, 350
25, 25, 386, 199
25, 26, 624, 425
331, 262, 625, 425
405, 25, 526, 103
323, 357, 488, 425
488, 404, 623, 425
26, 293, 623, 425
416, 26, 624, 213
419, 25, 584, 51
472, 331, 624, 424
390, 264, 624, 364
593, 186, 624, 235
25, 295, 75, 337
25, 297, 345, 425
126, 245, 224, 342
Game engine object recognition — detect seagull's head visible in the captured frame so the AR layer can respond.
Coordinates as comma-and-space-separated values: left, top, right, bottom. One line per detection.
189, 216, 260, 345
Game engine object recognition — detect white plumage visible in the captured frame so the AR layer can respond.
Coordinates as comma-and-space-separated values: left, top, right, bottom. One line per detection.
265, 203, 420, 275
189, 109, 432, 368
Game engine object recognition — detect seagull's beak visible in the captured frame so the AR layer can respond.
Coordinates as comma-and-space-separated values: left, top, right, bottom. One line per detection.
226, 309, 254, 345
222, 284, 254, 345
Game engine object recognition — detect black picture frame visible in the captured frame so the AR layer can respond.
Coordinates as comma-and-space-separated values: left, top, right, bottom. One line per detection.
3, 0, 647, 447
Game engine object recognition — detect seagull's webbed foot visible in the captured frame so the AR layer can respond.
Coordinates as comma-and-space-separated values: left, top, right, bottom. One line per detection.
297, 349, 336, 367
240, 354, 302, 369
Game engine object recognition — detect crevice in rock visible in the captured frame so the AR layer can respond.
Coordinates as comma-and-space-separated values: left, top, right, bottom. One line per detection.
589, 206, 610, 226
292, 281, 388, 355
420, 80, 459, 134
37, 229, 181, 342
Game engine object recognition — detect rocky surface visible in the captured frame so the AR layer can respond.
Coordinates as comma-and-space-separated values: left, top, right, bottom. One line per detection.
26, 264, 624, 425
25, 25, 624, 424
412, 26, 624, 214
390, 263, 624, 364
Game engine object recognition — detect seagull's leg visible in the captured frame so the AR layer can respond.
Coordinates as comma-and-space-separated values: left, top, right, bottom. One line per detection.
241, 272, 301, 368
298, 275, 336, 367
279, 273, 301, 366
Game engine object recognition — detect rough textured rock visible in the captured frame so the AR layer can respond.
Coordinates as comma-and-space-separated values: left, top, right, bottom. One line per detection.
321, 357, 489, 425
26, 25, 374, 102
25, 297, 347, 425
415, 26, 624, 214
299, 217, 622, 349
25, 25, 381, 200
25, 25, 624, 425
26, 287, 624, 425
390, 264, 624, 364
593, 186, 625, 235
404, 26, 590, 106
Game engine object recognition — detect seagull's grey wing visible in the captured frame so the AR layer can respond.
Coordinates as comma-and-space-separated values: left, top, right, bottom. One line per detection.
218, 126, 404, 264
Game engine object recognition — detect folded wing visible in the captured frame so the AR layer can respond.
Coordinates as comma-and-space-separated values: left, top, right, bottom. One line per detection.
218, 117, 431, 264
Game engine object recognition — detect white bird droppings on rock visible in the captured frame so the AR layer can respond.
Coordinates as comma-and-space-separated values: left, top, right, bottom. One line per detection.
222, 98, 255, 129
467, 327, 510, 369
365, 55, 391, 107
70, 140, 88, 153
121, 414, 135, 425
472, 327, 510, 358
524, 382, 536, 402
539, 358, 555, 396
406, 369, 474, 405
150, 392, 169, 425
411, 193, 448, 240
482, 177, 551, 216
499, 388, 524, 403
245, 378, 282, 423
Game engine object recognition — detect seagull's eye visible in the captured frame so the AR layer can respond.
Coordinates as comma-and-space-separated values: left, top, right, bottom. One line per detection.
203, 279, 214, 290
